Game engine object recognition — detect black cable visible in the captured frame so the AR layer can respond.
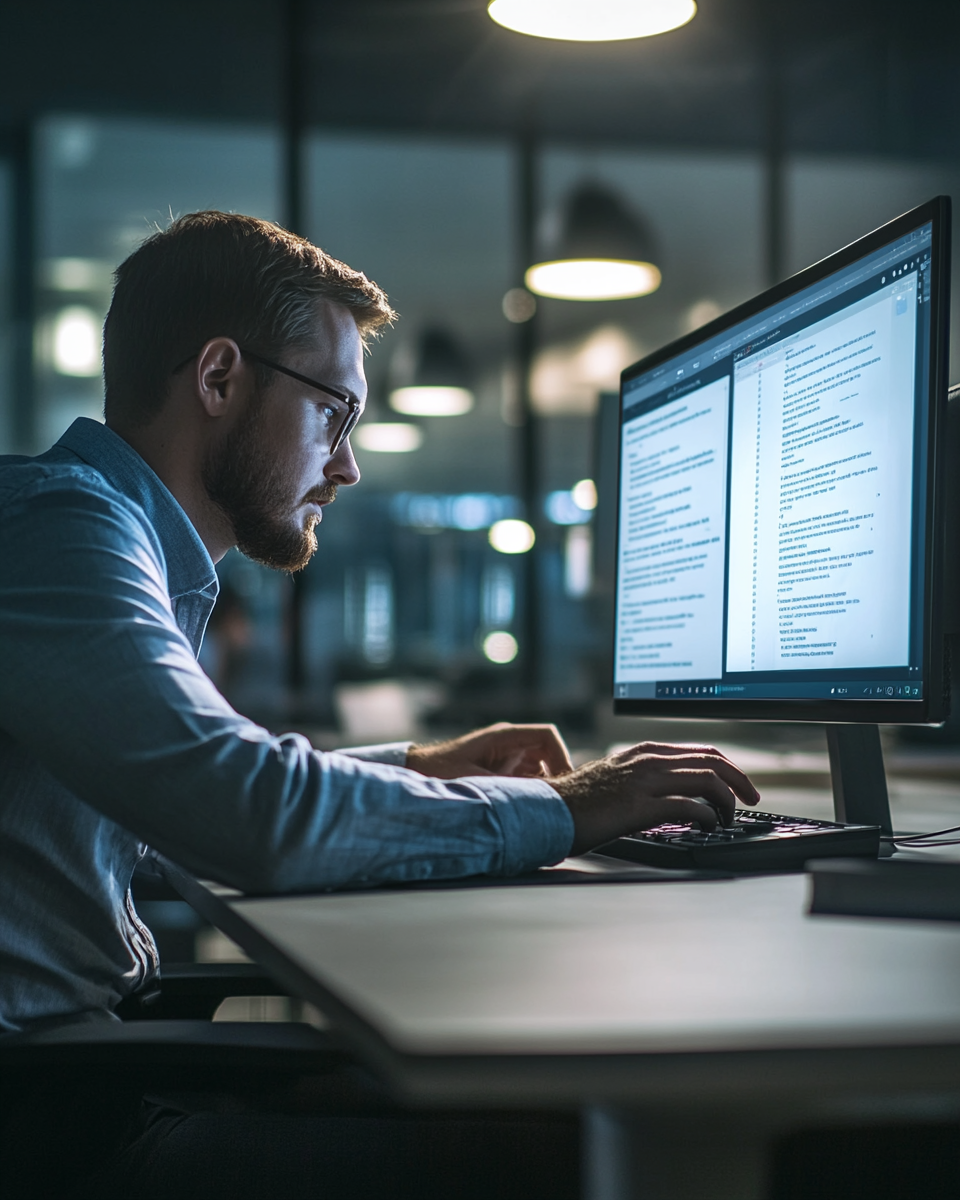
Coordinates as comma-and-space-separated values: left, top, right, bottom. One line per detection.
894, 839, 960, 847
891, 842, 960, 848
882, 823, 960, 841
880, 822, 960, 848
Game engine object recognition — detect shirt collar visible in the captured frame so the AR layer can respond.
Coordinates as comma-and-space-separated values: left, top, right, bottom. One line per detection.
55, 418, 218, 600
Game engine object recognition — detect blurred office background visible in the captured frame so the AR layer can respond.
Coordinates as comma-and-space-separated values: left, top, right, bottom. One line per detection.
2, 0, 960, 762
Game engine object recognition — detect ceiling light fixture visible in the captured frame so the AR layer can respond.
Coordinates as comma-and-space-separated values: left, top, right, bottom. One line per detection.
526, 183, 661, 302
502, 287, 537, 323
482, 630, 519, 664
489, 519, 536, 555
389, 386, 473, 417
389, 329, 475, 417
488, 0, 696, 42
572, 478, 599, 510
353, 423, 424, 453
52, 306, 102, 376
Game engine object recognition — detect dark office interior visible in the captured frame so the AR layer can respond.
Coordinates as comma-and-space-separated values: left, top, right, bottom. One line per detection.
0, 0, 957, 721
3, 2, 960, 1197
4, 0, 960, 745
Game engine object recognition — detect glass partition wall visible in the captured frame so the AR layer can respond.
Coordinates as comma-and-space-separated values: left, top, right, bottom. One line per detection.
16, 113, 960, 742
0, 159, 11, 455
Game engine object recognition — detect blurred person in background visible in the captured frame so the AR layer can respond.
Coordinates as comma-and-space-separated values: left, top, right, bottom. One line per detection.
0, 211, 756, 1198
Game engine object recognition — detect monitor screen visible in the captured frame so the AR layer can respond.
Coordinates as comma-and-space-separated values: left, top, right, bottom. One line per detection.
614, 197, 951, 724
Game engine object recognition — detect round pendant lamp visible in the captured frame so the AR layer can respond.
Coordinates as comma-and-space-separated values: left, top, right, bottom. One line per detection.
488, 0, 696, 42
526, 183, 661, 302
389, 328, 475, 417
353, 423, 424, 453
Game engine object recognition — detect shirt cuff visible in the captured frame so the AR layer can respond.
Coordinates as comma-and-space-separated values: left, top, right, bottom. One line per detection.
336, 741, 412, 767
464, 776, 575, 875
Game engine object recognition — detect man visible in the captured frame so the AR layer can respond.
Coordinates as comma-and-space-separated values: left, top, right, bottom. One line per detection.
0, 211, 757, 1196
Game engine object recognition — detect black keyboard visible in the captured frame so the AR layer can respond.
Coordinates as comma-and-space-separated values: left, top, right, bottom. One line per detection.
599, 809, 881, 873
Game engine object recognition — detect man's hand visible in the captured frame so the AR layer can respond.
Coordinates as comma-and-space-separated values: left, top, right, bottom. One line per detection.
550, 742, 761, 855
406, 722, 574, 780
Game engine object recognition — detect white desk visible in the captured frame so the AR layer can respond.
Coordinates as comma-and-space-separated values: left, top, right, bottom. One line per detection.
170, 867, 960, 1200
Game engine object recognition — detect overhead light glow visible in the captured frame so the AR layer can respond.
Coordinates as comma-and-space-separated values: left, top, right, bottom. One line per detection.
682, 297, 723, 333
488, 0, 696, 42
391, 493, 519, 531
502, 287, 537, 323
545, 490, 591, 526
52, 306, 101, 376
389, 386, 474, 417
483, 630, 519, 664
45, 257, 108, 292
564, 525, 593, 598
353, 423, 423, 453
572, 478, 598, 510
489, 519, 536, 555
526, 259, 661, 301
531, 326, 642, 415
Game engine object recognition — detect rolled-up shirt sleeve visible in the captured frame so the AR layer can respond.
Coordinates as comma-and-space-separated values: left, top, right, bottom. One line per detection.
0, 479, 574, 893
337, 742, 412, 766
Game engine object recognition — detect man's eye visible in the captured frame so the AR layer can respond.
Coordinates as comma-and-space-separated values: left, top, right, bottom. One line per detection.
317, 402, 339, 422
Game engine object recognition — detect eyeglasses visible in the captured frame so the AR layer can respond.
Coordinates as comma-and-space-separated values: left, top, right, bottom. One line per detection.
241, 348, 364, 455
172, 346, 363, 455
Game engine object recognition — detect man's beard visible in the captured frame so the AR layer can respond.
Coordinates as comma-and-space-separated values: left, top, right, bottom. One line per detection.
202, 398, 336, 573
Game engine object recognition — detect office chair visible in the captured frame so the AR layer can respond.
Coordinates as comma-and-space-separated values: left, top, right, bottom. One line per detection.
0, 856, 356, 1076
0, 858, 374, 1200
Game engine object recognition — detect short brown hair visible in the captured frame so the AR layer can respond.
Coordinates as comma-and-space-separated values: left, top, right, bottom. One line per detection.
102, 211, 396, 427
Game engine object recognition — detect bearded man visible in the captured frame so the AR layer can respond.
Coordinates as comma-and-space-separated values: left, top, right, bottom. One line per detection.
0, 211, 756, 1197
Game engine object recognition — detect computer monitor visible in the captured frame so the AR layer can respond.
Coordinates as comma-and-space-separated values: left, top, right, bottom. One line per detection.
613, 197, 952, 736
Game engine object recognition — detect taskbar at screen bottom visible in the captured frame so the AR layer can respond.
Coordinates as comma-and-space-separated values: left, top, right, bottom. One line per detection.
614, 680, 924, 701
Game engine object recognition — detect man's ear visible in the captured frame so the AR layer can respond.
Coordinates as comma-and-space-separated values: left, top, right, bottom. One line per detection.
194, 338, 247, 418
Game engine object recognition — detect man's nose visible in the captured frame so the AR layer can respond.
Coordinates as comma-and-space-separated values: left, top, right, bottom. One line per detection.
324, 437, 361, 487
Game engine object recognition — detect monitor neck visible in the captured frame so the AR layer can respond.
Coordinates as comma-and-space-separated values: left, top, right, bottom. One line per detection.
826, 724, 893, 835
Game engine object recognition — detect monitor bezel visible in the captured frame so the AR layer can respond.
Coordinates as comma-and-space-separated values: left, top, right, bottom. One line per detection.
612, 195, 952, 725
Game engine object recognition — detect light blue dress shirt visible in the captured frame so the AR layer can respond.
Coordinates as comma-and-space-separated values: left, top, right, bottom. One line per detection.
0, 419, 573, 1033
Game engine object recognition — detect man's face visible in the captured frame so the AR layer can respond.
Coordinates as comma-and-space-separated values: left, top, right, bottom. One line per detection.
202, 302, 366, 572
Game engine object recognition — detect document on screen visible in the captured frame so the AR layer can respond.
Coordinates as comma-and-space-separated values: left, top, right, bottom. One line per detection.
616, 377, 730, 683
725, 275, 918, 673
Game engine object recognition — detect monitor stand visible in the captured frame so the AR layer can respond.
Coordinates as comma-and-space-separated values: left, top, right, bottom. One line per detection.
825, 724, 893, 836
